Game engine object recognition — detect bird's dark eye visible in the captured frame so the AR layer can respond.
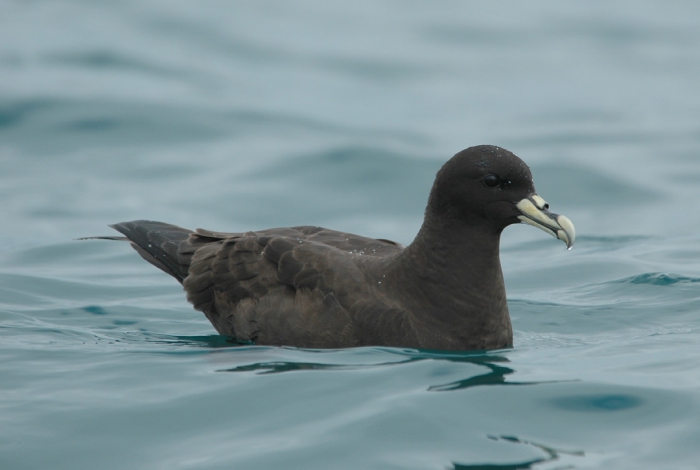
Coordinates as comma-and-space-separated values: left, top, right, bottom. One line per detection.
483, 174, 500, 187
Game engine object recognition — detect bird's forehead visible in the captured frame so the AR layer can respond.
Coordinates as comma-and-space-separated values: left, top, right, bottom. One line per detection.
449, 146, 534, 184
473, 154, 531, 177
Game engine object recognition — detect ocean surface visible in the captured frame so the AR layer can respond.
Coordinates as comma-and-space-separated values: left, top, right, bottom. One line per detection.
2, 1, 700, 469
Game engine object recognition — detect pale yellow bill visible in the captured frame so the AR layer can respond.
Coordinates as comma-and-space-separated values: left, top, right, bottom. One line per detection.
516, 196, 575, 249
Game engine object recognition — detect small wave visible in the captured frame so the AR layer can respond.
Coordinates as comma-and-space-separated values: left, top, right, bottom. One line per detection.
515, 271, 700, 308
624, 272, 700, 286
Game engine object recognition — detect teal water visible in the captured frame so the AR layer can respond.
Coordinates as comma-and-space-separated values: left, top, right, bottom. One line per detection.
2, 1, 700, 468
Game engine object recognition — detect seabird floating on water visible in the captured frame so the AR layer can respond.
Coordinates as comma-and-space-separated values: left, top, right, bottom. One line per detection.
87, 145, 574, 350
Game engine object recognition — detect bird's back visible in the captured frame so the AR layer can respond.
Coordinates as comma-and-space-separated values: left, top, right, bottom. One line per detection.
112, 221, 412, 347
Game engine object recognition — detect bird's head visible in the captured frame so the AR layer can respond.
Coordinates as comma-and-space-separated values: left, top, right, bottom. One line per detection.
427, 145, 575, 248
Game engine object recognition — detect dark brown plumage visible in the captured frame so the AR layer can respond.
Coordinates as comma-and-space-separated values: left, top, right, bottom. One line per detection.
99, 145, 575, 350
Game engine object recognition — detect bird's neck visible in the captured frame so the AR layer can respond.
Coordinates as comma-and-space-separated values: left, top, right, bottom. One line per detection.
389, 214, 512, 349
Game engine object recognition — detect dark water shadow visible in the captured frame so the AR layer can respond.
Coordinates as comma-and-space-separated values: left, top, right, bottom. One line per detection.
217, 349, 569, 391
220, 360, 361, 374
216, 349, 504, 376
128, 332, 570, 392
105, 331, 570, 392
427, 359, 561, 392
144, 333, 254, 349
452, 435, 584, 470
551, 393, 643, 412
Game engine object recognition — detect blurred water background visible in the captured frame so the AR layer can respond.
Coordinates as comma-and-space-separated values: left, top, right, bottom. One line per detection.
2, 1, 700, 469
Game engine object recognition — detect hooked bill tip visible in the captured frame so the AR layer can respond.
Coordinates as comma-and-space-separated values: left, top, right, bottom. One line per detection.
556, 214, 576, 249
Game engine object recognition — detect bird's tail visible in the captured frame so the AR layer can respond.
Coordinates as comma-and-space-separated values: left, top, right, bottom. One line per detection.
94, 220, 194, 283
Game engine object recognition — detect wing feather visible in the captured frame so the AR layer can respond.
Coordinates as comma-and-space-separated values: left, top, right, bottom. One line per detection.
177, 226, 405, 346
